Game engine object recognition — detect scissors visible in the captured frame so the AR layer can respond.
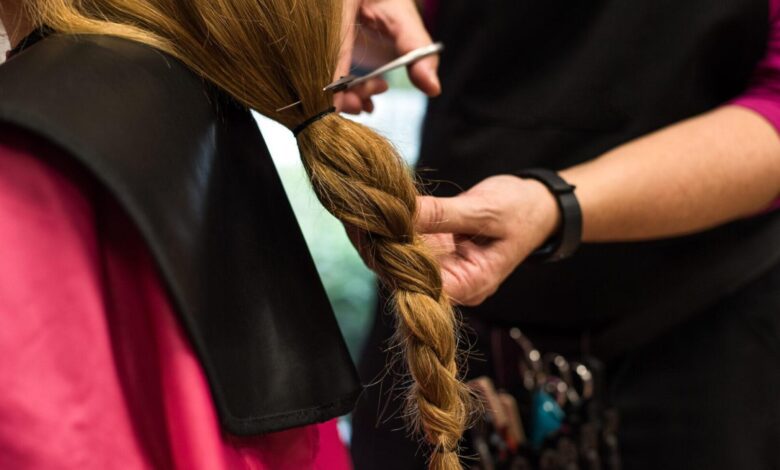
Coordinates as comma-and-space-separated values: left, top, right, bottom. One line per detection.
276, 42, 444, 112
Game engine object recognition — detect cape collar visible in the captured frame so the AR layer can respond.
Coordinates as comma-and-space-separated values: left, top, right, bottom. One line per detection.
7, 26, 51, 60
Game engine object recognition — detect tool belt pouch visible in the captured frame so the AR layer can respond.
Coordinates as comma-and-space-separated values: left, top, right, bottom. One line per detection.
467, 327, 621, 470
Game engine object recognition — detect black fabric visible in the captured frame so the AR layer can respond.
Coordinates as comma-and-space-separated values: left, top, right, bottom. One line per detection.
354, 0, 780, 467
6, 27, 50, 58
419, 0, 779, 356
352, 262, 780, 470
0, 34, 361, 435
608, 261, 780, 470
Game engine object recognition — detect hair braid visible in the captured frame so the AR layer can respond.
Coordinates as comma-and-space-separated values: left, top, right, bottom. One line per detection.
297, 117, 472, 467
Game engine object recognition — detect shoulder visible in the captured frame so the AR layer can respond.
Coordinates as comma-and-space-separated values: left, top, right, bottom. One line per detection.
0, 34, 218, 158
0, 33, 206, 109
0, 33, 236, 202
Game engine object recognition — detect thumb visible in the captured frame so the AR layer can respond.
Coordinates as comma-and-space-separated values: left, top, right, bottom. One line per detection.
360, 0, 441, 96
416, 195, 487, 235
334, 0, 360, 111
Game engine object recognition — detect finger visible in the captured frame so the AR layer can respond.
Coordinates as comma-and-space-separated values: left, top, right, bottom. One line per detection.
351, 26, 397, 69
334, 0, 361, 111
461, 240, 524, 305
336, 0, 360, 78
339, 92, 365, 114
336, 77, 388, 114
360, 1, 441, 96
439, 235, 517, 306
439, 257, 493, 307
416, 196, 458, 233
416, 195, 500, 236
420, 232, 458, 257
351, 77, 389, 100
362, 97, 375, 114
407, 55, 440, 97
440, 267, 468, 305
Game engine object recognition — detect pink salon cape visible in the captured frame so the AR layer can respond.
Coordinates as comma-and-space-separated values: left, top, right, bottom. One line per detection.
0, 126, 352, 469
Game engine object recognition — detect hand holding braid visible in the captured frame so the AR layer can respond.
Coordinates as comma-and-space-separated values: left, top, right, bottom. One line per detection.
297, 116, 472, 468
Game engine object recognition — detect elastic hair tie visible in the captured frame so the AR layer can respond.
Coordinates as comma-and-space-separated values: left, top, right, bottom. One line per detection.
432, 442, 459, 454
292, 106, 336, 137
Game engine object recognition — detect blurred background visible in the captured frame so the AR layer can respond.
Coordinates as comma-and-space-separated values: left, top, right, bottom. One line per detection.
255, 69, 427, 360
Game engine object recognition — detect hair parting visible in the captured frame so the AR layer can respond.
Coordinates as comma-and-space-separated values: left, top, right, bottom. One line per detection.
24, 0, 474, 467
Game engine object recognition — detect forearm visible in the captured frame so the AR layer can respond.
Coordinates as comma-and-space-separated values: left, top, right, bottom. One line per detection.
560, 106, 780, 242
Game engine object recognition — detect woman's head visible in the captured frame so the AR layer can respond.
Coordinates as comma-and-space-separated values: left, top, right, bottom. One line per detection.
20, 0, 340, 122
20, 1, 473, 467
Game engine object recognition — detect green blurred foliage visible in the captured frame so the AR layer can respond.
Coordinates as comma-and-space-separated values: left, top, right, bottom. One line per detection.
276, 165, 377, 358
385, 67, 415, 90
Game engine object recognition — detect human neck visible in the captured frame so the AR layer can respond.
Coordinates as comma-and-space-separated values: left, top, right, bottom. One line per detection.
0, 0, 34, 48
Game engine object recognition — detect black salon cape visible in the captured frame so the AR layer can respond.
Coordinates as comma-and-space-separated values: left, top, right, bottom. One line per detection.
0, 33, 362, 435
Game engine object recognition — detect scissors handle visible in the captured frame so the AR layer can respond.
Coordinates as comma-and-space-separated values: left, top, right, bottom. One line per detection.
323, 42, 444, 92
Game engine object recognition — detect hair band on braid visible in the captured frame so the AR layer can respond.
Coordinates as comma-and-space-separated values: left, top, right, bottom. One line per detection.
432, 443, 460, 454
292, 106, 336, 136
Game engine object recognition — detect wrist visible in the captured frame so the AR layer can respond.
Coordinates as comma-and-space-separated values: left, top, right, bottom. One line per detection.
516, 169, 583, 262
523, 178, 561, 244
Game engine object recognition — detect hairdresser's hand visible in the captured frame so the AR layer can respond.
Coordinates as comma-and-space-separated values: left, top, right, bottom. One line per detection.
415, 176, 560, 306
336, 0, 441, 114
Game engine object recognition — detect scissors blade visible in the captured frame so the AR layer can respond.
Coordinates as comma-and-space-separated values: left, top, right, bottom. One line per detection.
322, 74, 357, 93
276, 42, 444, 112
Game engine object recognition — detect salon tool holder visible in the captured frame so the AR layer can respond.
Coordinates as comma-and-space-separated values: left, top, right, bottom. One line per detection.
468, 328, 621, 470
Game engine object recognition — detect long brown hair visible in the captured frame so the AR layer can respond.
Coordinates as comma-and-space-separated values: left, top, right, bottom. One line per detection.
23, 0, 472, 467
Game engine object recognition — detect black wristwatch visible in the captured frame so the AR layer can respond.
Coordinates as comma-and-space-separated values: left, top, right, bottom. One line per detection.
517, 168, 582, 262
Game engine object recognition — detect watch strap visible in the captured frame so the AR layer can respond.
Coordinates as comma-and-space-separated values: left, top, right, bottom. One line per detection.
517, 168, 582, 262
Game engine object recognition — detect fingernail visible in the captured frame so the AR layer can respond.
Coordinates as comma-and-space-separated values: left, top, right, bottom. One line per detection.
429, 71, 441, 95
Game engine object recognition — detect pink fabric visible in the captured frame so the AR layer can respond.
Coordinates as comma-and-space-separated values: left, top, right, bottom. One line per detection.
730, 0, 780, 209
0, 126, 352, 470
732, 0, 780, 130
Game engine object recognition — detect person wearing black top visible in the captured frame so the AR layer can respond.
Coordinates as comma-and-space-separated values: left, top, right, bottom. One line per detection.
351, 1, 780, 469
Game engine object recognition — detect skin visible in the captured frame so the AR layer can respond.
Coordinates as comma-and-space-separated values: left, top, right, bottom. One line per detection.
417, 106, 780, 306
335, 0, 440, 114
0, 0, 31, 47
